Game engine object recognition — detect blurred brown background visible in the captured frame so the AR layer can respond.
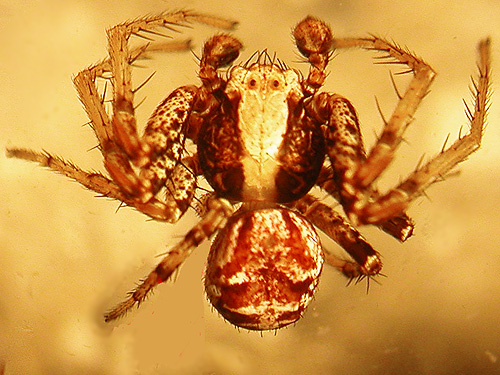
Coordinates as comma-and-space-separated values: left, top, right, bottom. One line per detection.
2, 0, 500, 374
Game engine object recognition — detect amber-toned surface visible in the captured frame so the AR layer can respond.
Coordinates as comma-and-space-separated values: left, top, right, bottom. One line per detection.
8, 11, 447, 326
2, 1, 500, 375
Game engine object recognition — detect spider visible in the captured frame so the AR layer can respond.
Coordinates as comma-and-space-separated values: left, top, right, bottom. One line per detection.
6, 10, 490, 331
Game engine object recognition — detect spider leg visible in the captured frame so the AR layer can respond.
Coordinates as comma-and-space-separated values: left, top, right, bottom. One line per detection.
5, 147, 199, 222
356, 39, 491, 223
74, 10, 232, 171
95, 12, 237, 222
294, 17, 415, 239
290, 194, 382, 278
312, 37, 490, 225
317, 156, 414, 242
307, 92, 385, 220
73, 15, 205, 221
317, 36, 433, 224
47, 64, 200, 222
5, 148, 126, 200
7, 11, 237, 223
331, 36, 436, 194
104, 196, 233, 322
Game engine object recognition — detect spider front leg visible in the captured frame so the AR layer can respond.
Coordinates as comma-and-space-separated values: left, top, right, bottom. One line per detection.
306, 35, 435, 225
74, 14, 206, 222
93, 17, 242, 222
294, 17, 414, 239
7, 11, 238, 223
343, 38, 489, 225
309, 36, 490, 225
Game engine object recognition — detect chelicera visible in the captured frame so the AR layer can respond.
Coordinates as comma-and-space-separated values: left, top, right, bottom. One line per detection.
7, 11, 490, 331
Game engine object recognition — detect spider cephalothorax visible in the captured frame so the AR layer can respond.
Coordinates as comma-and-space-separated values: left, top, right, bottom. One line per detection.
7, 11, 490, 331
197, 58, 326, 203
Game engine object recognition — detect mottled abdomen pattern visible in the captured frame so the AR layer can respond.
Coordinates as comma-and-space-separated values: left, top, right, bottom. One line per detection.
205, 208, 324, 330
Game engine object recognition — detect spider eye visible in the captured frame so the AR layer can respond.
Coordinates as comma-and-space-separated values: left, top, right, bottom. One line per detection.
271, 79, 280, 88
248, 78, 257, 88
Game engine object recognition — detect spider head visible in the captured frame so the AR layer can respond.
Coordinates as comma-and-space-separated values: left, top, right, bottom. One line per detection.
197, 59, 325, 204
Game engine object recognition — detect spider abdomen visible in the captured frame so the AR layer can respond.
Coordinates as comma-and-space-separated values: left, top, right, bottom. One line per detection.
205, 208, 324, 330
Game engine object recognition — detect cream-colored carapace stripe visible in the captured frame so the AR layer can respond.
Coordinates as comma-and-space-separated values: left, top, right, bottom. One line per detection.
227, 65, 302, 201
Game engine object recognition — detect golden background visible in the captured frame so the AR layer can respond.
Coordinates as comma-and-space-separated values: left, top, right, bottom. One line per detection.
2, 0, 500, 374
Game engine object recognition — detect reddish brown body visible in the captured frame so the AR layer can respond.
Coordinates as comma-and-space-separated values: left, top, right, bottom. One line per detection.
197, 64, 325, 203
191, 26, 336, 329
7, 10, 489, 330
205, 208, 323, 330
